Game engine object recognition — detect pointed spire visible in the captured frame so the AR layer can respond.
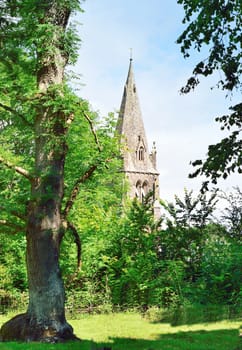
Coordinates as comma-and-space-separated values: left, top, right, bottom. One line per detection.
125, 55, 135, 91
117, 58, 148, 151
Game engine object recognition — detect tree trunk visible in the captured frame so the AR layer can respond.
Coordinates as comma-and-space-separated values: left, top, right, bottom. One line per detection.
0, 115, 78, 342
0, 2, 79, 342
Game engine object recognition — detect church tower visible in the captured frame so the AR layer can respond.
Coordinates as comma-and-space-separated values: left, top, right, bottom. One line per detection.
117, 58, 160, 210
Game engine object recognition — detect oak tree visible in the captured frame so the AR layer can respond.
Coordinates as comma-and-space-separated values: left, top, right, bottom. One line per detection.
0, 0, 115, 342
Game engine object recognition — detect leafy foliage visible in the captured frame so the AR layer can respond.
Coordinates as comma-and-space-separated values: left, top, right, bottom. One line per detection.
219, 186, 242, 242
1, 186, 242, 314
158, 189, 218, 282
199, 232, 241, 306
177, 0, 242, 184
189, 104, 242, 187
177, 0, 242, 92
161, 188, 218, 228
108, 195, 161, 308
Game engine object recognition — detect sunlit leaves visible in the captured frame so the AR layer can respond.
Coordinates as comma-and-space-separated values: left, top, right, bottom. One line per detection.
161, 188, 218, 228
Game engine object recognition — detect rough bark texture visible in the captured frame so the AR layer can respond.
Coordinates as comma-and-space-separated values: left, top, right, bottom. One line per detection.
0, 1, 78, 342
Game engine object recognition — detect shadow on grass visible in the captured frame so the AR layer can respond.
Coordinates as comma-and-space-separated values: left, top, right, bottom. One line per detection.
149, 304, 242, 326
107, 329, 241, 350
0, 329, 241, 350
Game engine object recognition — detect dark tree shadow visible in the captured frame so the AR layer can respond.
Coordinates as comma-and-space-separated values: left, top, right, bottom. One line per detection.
94, 329, 241, 350
151, 305, 241, 326
0, 329, 240, 349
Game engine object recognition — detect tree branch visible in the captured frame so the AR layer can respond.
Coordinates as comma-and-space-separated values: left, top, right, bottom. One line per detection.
0, 102, 33, 127
67, 221, 82, 270
0, 219, 25, 233
83, 111, 102, 152
0, 156, 33, 182
62, 110, 109, 217
63, 164, 97, 218
0, 206, 27, 222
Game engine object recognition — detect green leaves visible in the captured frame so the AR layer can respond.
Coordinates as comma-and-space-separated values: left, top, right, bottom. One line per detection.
177, 1, 241, 184
189, 103, 242, 186
161, 188, 218, 228
219, 186, 242, 242
177, 0, 242, 86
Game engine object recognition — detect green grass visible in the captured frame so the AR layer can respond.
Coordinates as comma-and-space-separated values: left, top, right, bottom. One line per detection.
0, 312, 241, 349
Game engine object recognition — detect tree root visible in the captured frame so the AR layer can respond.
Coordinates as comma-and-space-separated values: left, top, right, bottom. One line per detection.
0, 313, 80, 343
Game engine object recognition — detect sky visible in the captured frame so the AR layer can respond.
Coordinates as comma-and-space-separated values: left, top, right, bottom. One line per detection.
72, 0, 241, 203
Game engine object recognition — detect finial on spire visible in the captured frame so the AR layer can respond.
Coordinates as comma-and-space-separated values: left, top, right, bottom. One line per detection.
129, 48, 133, 61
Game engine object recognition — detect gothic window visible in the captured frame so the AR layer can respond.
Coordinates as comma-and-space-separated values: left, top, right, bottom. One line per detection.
136, 136, 145, 161
141, 188, 145, 202
142, 181, 148, 195
138, 146, 144, 161
142, 181, 148, 202
135, 180, 142, 200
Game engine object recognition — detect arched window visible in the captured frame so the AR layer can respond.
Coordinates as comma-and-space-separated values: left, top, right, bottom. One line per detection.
142, 181, 148, 202
142, 181, 148, 195
138, 146, 144, 161
135, 180, 142, 200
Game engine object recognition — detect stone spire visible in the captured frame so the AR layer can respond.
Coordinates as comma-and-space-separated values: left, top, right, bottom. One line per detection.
117, 58, 160, 204
117, 58, 148, 163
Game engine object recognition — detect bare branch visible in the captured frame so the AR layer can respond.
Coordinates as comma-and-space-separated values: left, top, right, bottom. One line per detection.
0, 102, 33, 127
67, 221, 82, 270
63, 164, 97, 218
83, 111, 102, 152
0, 156, 33, 182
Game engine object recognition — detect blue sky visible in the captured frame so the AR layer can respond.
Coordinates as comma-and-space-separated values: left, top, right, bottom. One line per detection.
72, 0, 240, 202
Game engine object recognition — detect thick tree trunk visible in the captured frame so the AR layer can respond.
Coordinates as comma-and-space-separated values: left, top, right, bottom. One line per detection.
1, 125, 78, 342
0, 2, 79, 342
0, 118, 77, 343
0, 109, 77, 344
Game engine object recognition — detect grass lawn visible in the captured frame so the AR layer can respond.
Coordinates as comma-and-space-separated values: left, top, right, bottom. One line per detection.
0, 312, 241, 349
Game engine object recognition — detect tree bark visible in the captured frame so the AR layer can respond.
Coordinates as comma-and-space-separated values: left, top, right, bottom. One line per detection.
0, 117, 78, 342
0, 1, 79, 342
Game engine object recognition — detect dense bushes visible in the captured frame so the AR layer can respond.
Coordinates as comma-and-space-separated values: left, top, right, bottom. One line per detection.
0, 188, 241, 318
60, 189, 241, 315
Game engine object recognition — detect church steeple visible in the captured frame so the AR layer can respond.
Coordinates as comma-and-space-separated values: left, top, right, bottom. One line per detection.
117, 58, 149, 169
117, 58, 147, 149
117, 58, 160, 204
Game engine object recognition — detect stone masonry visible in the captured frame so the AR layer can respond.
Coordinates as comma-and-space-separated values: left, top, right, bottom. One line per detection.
116, 58, 160, 213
